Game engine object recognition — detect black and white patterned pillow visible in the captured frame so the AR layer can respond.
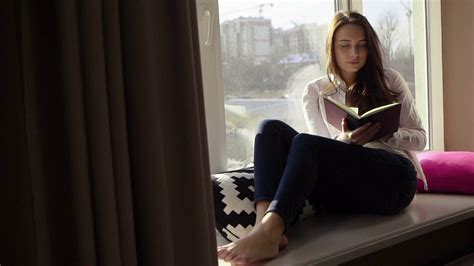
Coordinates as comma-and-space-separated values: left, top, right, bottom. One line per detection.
212, 168, 316, 242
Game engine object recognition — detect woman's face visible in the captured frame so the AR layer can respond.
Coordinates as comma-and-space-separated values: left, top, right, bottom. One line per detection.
334, 24, 368, 81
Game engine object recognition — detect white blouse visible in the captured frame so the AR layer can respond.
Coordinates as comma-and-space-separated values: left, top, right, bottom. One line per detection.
302, 68, 428, 190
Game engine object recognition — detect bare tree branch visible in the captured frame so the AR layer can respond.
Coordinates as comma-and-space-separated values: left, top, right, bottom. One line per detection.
377, 11, 400, 65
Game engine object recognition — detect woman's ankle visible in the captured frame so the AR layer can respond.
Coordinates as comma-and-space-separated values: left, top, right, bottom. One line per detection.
255, 200, 271, 225
260, 212, 285, 236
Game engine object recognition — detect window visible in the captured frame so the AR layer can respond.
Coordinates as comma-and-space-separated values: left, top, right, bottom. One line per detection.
196, 0, 443, 173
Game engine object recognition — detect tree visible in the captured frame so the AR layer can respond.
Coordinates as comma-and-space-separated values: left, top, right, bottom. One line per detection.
376, 10, 415, 96
378, 11, 400, 64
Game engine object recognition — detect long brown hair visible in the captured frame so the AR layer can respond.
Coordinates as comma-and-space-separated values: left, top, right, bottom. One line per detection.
326, 11, 398, 114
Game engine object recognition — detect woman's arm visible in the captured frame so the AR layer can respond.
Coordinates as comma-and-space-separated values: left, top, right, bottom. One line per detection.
384, 69, 427, 151
302, 82, 331, 138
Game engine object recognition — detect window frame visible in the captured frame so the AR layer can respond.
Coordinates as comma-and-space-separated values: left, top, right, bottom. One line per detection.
425, 0, 444, 151
197, 0, 444, 174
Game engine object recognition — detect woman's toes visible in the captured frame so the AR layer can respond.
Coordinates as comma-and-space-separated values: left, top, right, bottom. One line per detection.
223, 251, 237, 262
217, 248, 228, 260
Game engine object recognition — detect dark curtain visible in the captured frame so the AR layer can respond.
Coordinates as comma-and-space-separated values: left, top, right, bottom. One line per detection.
0, 0, 217, 265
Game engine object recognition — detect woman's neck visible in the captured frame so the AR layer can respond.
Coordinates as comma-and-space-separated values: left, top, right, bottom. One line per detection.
341, 72, 357, 87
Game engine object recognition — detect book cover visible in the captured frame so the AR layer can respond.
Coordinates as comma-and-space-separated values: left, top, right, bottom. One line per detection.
323, 97, 401, 140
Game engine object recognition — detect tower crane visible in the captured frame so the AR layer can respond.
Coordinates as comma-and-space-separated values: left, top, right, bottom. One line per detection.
258, 3, 273, 18
221, 3, 274, 18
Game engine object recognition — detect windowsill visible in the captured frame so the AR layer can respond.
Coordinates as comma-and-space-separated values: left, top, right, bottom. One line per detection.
217, 193, 474, 265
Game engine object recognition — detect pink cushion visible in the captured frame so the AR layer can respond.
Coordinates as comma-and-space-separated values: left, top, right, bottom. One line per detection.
416, 151, 474, 194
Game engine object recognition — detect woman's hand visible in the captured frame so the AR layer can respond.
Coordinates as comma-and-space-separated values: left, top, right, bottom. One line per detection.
336, 118, 381, 145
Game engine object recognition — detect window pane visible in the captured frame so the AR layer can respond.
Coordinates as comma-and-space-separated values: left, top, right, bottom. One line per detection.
362, 0, 417, 99
219, 1, 335, 170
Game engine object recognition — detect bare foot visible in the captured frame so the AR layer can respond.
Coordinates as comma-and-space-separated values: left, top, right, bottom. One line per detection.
217, 227, 280, 263
217, 213, 285, 263
217, 231, 287, 264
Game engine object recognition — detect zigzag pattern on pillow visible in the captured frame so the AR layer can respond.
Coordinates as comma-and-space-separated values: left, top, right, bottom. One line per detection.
212, 169, 317, 242
213, 172, 256, 241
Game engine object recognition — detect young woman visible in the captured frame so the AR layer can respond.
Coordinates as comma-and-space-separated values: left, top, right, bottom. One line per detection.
217, 11, 427, 264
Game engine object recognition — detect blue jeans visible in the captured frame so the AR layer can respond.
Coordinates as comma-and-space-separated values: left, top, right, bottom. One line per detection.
253, 120, 417, 232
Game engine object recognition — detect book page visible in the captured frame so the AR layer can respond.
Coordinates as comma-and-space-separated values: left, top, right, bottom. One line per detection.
350, 107, 358, 114
360, 102, 400, 118
324, 97, 359, 118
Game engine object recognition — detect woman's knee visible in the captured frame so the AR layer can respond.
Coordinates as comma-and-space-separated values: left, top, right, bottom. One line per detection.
291, 133, 318, 148
257, 119, 290, 135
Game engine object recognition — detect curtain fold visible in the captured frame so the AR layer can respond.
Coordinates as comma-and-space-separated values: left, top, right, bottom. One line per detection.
102, 0, 139, 265
0, 0, 217, 265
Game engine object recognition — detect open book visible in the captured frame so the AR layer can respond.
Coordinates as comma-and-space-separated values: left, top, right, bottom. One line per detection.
323, 97, 401, 140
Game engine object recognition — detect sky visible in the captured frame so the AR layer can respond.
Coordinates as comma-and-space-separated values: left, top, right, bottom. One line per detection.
218, 0, 412, 31
219, 0, 335, 29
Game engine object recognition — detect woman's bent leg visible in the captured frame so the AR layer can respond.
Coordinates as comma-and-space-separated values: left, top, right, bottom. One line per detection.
253, 120, 296, 246
253, 119, 299, 205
